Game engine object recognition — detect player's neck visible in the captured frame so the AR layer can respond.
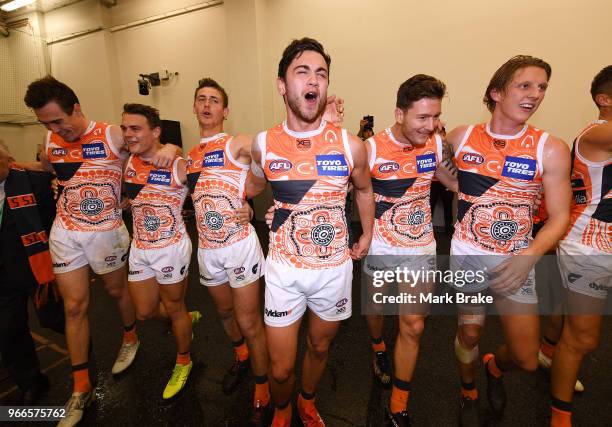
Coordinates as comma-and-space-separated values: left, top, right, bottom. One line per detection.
285, 111, 323, 133
75, 116, 91, 139
489, 112, 527, 136
598, 107, 611, 122
199, 123, 224, 139
390, 123, 415, 146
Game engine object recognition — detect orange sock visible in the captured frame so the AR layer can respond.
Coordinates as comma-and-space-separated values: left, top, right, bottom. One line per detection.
272, 403, 292, 425
460, 382, 478, 400
123, 327, 138, 344
541, 340, 556, 359
234, 340, 249, 362
551, 406, 572, 427
372, 338, 386, 353
176, 352, 191, 366
73, 368, 91, 393
254, 376, 270, 406
390, 385, 410, 414
484, 354, 503, 378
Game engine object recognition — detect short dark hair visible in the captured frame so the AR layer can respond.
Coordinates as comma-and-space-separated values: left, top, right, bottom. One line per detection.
396, 74, 446, 111
483, 55, 552, 113
277, 37, 331, 80
590, 65, 612, 106
24, 75, 80, 115
122, 103, 161, 129
194, 77, 228, 107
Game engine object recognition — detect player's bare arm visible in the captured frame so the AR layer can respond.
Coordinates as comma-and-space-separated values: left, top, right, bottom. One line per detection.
434, 139, 458, 192
348, 133, 374, 259
580, 120, 612, 158
245, 137, 268, 199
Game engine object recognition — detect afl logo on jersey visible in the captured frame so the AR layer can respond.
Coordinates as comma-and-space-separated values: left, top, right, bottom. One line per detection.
462, 153, 484, 165
82, 142, 107, 159
51, 148, 68, 157
378, 162, 400, 173
269, 159, 293, 172
502, 156, 536, 181
296, 139, 312, 151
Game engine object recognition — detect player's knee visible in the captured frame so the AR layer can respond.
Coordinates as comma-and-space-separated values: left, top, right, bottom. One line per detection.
63, 299, 87, 319
270, 363, 293, 385
105, 283, 125, 299
216, 306, 234, 321
566, 330, 600, 355
512, 350, 538, 372
237, 312, 261, 340
398, 317, 425, 342
135, 307, 157, 321
458, 324, 481, 348
306, 335, 331, 359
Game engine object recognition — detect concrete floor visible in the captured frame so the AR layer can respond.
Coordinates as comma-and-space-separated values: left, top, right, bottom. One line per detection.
1, 222, 611, 426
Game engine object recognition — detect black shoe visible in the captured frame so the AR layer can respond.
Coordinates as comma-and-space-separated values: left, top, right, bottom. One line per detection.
250, 400, 272, 426
222, 357, 250, 395
483, 355, 506, 416
459, 396, 480, 427
387, 408, 411, 427
373, 351, 392, 388
18, 373, 50, 405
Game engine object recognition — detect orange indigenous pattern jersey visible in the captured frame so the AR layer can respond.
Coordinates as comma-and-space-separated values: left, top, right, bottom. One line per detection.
124, 155, 187, 250
454, 123, 547, 254
46, 121, 125, 232
368, 128, 441, 247
259, 121, 353, 269
186, 133, 252, 249
564, 121, 612, 253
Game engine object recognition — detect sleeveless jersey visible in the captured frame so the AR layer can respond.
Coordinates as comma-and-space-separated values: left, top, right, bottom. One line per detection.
258, 121, 353, 269
187, 133, 252, 249
46, 121, 125, 232
368, 128, 442, 248
563, 120, 611, 253
124, 155, 187, 250
454, 123, 547, 254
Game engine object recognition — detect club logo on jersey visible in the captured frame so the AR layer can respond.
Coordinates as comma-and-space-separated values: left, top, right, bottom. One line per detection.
204, 150, 224, 167
502, 156, 536, 181
402, 145, 414, 153
416, 153, 436, 173
204, 211, 224, 230
51, 148, 68, 157
82, 142, 107, 159
296, 139, 312, 151
571, 178, 587, 204
378, 162, 400, 173
462, 153, 484, 165
490, 220, 518, 241
316, 154, 349, 176
125, 168, 136, 178
268, 159, 293, 172
311, 223, 335, 246
493, 139, 506, 149
144, 215, 161, 231
80, 197, 104, 216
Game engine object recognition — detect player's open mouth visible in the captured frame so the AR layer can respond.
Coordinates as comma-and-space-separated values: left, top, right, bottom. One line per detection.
305, 91, 318, 104
519, 103, 535, 111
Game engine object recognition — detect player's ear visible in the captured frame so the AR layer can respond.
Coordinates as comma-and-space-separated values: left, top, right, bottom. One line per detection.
277, 77, 286, 97
394, 107, 404, 124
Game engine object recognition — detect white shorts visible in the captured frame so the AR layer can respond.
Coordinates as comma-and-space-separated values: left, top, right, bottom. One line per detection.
557, 240, 612, 299
198, 232, 265, 288
128, 237, 192, 285
264, 258, 353, 327
363, 239, 436, 277
49, 223, 130, 275
450, 239, 537, 304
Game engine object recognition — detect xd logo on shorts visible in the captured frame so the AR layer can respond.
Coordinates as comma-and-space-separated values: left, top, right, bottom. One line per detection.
416, 153, 436, 173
